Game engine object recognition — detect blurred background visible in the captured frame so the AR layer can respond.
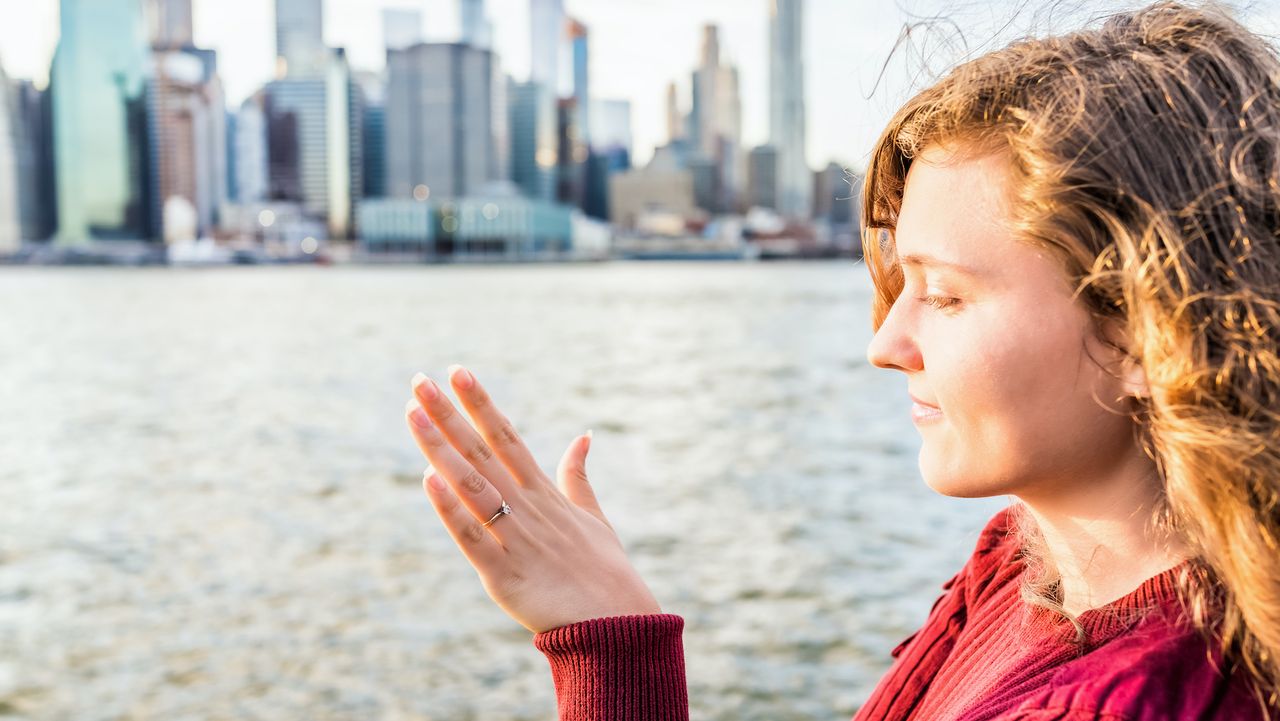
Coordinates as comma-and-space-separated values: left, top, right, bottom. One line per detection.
1, 0, 1277, 719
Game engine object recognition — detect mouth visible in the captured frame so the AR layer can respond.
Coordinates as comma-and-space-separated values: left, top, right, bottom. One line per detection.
909, 394, 943, 424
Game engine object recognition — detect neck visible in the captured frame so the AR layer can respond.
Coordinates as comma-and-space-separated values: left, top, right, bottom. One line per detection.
1014, 452, 1186, 616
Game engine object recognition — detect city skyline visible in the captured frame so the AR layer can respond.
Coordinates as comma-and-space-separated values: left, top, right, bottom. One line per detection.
9, 0, 1274, 169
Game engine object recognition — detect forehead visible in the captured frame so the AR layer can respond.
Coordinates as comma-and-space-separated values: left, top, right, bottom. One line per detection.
894, 147, 1019, 270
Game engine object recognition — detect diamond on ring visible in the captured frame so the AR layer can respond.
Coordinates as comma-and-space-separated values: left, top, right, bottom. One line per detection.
483, 500, 512, 528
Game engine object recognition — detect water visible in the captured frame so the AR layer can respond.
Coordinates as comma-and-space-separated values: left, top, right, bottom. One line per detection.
0, 262, 1002, 720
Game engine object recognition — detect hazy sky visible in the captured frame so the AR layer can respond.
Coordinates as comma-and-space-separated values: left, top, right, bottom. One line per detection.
2, 0, 1279, 168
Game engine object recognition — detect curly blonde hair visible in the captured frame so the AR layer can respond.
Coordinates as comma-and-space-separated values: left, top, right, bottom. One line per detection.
861, 0, 1280, 710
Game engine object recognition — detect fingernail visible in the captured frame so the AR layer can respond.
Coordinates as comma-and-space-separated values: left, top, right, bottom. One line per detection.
426, 473, 445, 492
448, 364, 475, 389
407, 402, 432, 429
411, 371, 428, 390
414, 373, 437, 401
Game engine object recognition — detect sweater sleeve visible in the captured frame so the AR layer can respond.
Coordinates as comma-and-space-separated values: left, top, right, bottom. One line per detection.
533, 613, 689, 721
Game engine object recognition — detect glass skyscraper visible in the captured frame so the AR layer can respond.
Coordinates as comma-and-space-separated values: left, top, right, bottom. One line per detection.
769, 0, 811, 219
0, 59, 21, 250
52, 0, 152, 244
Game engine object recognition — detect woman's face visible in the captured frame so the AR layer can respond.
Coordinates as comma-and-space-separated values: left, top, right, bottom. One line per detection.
866, 146, 1143, 502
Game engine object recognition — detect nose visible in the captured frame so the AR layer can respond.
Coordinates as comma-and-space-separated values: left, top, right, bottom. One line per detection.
866, 298, 923, 372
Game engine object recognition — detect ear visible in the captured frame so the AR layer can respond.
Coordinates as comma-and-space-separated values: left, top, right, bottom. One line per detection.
1100, 318, 1150, 400
1117, 352, 1150, 400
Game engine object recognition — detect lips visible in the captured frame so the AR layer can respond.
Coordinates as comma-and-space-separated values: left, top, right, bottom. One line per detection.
909, 393, 943, 424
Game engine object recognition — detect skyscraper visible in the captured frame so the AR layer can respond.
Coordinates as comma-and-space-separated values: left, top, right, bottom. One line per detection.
769, 0, 811, 218
385, 43, 501, 199
13, 80, 57, 241
665, 82, 682, 143
747, 144, 778, 210
460, 0, 492, 49
530, 0, 564, 95
149, 47, 228, 242
0, 59, 21, 251
53, 0, 153, 244
689, 24, 742, 213
264, 49, 363, 238
509, 79, 556, 202
148, 0, 194, 49
233, 92, 268, 203
275, 0, 326, 78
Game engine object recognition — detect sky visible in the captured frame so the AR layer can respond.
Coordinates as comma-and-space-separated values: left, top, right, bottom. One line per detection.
2, 0, 1279, 169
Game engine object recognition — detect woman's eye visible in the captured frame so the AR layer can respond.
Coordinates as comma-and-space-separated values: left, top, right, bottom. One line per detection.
918, 295, 961, 310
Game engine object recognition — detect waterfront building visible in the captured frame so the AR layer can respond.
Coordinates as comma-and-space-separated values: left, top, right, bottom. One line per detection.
362, 101, 386, 199
813, 161, 855, 227
52, 0, 153, 244
508, 79, 556, 202
382, 7, 423, 52
608, 166, 696, 230
666, 81, 682, 143
233, 93, 268, 204
264, 49, 363, 239
747, 144, 778, 210
275, 0, 326, 78
687, 25, 743, 214
13, 80, 57, 241
0, 60, 21, 251
359, 193, 591, 260
583, 98, 632, 221
148, 47, 227, 241
385, 43, 503, 200
770, 0, 811, 218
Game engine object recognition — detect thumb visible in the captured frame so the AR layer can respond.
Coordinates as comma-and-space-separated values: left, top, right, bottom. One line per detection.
556, 430, 612, 529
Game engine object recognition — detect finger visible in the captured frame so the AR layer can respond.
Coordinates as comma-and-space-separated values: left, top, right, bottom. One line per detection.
405, 399, 521, 540
447, 365, 549, 489
556, 430, 612, 529
412, 372, 521, 501
423, 470, 507, 568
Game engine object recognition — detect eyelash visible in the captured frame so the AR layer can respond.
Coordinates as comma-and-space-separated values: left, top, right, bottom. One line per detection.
918, 295, 961, 311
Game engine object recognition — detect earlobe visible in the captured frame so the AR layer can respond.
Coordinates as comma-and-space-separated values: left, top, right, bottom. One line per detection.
1119, 353, 1150, 400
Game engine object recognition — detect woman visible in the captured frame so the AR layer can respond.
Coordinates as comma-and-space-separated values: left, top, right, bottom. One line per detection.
403, 2, 1280, 718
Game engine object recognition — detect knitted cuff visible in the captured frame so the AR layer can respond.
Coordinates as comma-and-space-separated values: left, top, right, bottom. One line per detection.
534, 614, 689, 721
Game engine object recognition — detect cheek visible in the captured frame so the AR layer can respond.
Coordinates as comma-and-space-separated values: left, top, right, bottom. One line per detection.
921, 308, 1133, 492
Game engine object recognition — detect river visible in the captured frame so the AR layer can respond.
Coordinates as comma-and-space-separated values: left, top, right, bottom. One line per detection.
0, 262, 1001, 720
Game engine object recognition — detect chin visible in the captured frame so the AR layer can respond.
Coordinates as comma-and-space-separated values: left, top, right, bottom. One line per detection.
918, 448, 1011, 498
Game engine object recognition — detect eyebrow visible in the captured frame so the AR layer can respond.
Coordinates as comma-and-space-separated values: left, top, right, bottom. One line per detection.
897, 253, 985, 276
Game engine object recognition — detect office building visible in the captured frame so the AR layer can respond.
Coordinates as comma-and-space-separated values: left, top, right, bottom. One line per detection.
13, 80, 57, 241
508, 79, 556, 202
770, 0, 811, 218
52, 0, 153, 243
385, 43, 502, 200
149, 47, 227, 241
747, 144, 778, 210
0, 61, 20, 250
264, 49, 363, 238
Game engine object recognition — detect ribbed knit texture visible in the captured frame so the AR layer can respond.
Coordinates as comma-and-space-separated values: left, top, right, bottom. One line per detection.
534, 506, 1271, 721
534, 614, 688, 720
853, 507, 1269, 721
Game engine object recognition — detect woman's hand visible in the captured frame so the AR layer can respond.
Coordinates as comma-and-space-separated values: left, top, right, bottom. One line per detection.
404, 365, 662, 634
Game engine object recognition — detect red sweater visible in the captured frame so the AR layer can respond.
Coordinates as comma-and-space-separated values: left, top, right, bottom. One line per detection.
533, 506, 1268, 720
